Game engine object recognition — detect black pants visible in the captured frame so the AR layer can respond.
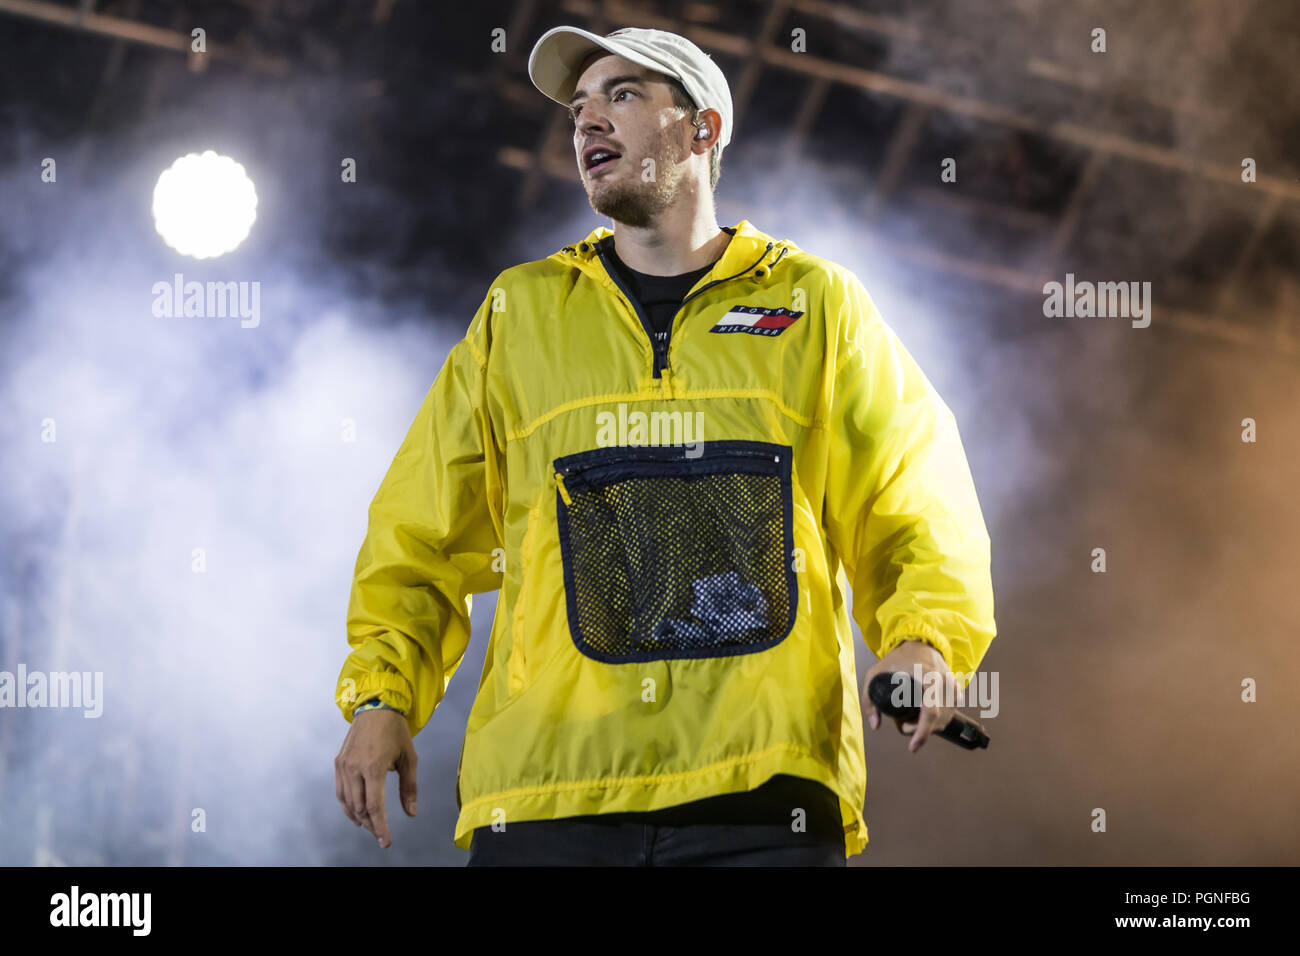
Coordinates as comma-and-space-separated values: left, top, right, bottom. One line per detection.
466, 774, 846, 866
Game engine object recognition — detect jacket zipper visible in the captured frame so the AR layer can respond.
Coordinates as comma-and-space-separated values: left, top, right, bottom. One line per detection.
595, 239, 777, 379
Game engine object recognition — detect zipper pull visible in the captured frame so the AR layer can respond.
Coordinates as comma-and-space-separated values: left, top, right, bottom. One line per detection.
554, 471, 573, 506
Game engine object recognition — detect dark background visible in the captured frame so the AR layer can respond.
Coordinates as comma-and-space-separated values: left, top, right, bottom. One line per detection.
0, 0, 1297, 866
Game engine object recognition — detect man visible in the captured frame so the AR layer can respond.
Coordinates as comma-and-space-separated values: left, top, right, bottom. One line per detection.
333, 25, 996, 866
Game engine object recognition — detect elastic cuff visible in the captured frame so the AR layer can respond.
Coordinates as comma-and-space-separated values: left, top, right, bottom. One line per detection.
337, 672, 413, 722
879, 618, 954, 674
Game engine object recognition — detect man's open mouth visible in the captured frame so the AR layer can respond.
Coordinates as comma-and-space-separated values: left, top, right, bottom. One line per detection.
585, 150, 621, 172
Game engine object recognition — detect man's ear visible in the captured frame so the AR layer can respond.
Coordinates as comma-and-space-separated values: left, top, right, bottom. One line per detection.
690, 108, 720, 151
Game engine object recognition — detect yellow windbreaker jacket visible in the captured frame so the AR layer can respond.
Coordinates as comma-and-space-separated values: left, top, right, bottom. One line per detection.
335, 219, 996, 857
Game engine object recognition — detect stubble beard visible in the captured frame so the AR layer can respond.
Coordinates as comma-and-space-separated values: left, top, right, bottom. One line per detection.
586, 130, 688, 228
587, 168, 677, 228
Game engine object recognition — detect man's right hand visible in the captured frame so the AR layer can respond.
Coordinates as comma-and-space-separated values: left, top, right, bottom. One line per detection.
334, 707, 418, 848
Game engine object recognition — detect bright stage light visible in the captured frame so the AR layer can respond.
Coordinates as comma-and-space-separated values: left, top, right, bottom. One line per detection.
152, 151, 258, 259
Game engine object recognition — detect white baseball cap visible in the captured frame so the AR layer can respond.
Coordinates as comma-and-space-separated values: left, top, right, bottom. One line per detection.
527, 26, 734, 152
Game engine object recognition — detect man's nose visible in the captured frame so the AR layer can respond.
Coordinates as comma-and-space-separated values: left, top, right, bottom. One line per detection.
578, 104, 612, 133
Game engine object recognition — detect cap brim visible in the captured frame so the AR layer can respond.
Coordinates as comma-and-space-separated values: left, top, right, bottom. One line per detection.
527, 26, 671, 108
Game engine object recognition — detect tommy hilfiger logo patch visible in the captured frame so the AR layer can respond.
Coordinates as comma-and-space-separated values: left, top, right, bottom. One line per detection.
708, 305, 804, 337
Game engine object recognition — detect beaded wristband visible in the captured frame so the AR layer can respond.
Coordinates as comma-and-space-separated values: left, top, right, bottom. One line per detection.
354, 698, 406, 718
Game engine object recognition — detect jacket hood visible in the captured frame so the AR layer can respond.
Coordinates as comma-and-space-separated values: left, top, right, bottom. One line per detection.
552, 219, 799, 285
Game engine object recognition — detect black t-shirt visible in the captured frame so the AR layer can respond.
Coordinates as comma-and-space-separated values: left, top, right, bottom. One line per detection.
590, 773, 844, 837
602, 242, 716, 348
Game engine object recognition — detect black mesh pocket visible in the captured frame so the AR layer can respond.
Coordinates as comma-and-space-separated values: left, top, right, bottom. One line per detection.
553, 440, 797, 663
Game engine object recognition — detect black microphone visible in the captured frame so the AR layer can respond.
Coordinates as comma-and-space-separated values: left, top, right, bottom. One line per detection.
868, 671, 990, 750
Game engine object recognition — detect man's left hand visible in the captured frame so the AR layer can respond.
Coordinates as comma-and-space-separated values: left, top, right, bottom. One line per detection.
861, 639, 964, 753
